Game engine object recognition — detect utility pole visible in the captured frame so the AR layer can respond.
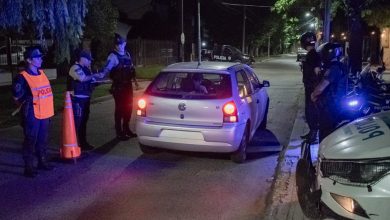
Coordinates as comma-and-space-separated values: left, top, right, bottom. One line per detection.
197, 0, 201, 65
268, 35, 270, 58
221, 2, 272, 53
180, 0, 185, 62
323, 0, 331, 43
242, 6, 246, 53
347, 0, 364, 75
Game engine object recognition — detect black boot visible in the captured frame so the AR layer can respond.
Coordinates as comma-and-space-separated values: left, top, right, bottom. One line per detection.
24, 162, 38, 178
300, 131, 312, 139
301, 130, 318, 143
37, 156, 55, 171
124, 129, 137, 138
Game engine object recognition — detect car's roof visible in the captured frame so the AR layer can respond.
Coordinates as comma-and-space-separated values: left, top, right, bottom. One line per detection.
162, 61, 241, 72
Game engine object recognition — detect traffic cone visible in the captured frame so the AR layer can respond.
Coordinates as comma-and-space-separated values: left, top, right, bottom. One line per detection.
60, 91, 81, 160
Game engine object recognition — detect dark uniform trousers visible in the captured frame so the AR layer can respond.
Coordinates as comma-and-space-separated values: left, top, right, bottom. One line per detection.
318, 103, 340, 142
21, 101, 50, 165
112, 87, 132, 135
304, 86, 319, 131
72, 96, 91, 147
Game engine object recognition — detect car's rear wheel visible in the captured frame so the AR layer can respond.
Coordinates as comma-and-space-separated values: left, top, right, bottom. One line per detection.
139, 143, 160, 154
259, 98, 269, 129
231, 124, 248, 163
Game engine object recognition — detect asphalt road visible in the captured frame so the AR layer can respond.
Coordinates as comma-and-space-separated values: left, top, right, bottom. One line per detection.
0, 54, 304, 220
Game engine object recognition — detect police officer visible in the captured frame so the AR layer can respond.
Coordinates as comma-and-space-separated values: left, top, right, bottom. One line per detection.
12, 47, 54, 178
311, 42, 345, 142
103, 33, 139, 140
68, 49, 103, 151
299, 32, 321, 142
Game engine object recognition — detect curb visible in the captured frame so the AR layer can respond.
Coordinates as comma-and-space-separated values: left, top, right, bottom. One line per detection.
264, 88, 310, 220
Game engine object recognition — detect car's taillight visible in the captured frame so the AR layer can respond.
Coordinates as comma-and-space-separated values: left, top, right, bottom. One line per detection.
137, 98, 146, 117
223, 101, 238, 123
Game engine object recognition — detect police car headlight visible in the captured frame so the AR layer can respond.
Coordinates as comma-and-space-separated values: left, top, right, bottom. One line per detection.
321, 159, 390, 185
356, 162, 390, 183
243, 56, 249, 59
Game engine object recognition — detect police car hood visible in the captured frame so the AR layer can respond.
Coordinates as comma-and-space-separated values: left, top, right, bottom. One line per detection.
319, 112, 390, 160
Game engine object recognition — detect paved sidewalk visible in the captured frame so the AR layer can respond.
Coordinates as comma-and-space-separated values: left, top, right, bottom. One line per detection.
264, 90, 322, 220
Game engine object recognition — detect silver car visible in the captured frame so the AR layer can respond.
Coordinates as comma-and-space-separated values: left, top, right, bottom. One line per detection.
135, 61, 270, 163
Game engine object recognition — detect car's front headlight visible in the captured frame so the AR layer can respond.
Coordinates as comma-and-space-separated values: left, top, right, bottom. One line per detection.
320, 158, 390, 186
243, 56, 249, 59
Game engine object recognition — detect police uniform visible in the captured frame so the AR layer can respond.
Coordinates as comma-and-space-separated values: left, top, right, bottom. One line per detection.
68, 56, 97, 150
12, 48, 54, 177
317, 61, 345, 141
105, 50, 137, 139
302, 48, 321, 137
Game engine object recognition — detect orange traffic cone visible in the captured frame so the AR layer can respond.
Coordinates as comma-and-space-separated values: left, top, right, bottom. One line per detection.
60, 91, 81, 160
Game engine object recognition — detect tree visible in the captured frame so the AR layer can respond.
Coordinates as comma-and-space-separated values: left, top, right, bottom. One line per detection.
84, 0, 119, 65
0, 0, 88, 63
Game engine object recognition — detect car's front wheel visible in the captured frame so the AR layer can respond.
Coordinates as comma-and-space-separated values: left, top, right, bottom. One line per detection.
139, 143, 160, 154
296, 158, 321, 218
231, 124, 248, 163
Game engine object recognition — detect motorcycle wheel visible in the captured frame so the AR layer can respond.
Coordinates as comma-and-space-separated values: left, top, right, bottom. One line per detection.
296, 158, 321, 219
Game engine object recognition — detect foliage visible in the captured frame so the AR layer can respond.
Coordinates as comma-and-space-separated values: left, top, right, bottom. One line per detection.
283, 17, 299, 47
273, 0, 297, 14
84, 0, 119, 65
362, 1, 390, 28
0, 0, 88, 63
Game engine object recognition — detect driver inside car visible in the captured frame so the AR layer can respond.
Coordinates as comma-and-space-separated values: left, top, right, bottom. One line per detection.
192, 74, 208, 94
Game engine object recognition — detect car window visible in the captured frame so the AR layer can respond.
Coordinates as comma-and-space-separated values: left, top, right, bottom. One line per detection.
223, 48, 232, 57
0, 47, 6, 55
244, 68, 261, 90
236, 70, 253, 97
11, 46, 23, 53
146, 72, 232, 99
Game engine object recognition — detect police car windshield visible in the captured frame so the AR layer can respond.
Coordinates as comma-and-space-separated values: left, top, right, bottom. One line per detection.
146, 72, 232, 99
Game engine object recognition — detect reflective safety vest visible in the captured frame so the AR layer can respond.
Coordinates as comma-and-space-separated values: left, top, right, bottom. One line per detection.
20, 70, 54, 119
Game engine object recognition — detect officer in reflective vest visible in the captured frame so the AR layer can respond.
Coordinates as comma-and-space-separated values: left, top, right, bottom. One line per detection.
102, 33, 139, 141
68, 49, 104, 151
12, 47, 54, 178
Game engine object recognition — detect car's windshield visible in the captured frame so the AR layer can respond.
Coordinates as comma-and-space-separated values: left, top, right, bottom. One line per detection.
146, 72, 232, 99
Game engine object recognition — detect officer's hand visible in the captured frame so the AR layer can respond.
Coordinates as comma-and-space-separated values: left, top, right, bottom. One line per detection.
311, 93, 317, 102
93, 73, 105, 79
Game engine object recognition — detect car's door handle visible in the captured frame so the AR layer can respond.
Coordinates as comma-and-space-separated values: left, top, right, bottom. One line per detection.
256, 99, 259, 103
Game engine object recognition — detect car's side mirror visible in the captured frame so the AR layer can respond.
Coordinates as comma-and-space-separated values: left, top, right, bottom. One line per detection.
262, 80, 270, 88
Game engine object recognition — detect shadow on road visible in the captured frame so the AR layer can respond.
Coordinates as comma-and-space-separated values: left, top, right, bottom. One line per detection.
134, 128, 282, 163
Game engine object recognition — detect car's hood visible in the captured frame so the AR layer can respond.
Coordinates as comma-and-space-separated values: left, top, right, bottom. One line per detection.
319, 112, 390, 160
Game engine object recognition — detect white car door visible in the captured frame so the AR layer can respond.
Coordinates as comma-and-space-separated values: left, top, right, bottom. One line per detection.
236, 69, 258, 135
245, 67, 267, 129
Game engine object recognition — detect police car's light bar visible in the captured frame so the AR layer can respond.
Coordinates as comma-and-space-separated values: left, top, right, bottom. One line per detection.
348, 100, 359, 107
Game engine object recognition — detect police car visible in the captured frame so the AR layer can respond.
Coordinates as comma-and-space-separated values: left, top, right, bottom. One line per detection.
298, 111, 390, 219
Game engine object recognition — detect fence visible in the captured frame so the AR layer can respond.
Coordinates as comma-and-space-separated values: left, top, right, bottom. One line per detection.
127, 39, 178, 66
